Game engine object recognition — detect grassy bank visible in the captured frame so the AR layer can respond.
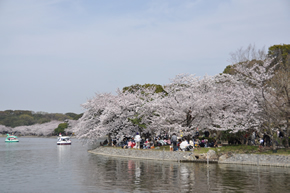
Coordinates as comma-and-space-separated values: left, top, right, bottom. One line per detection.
105, 145, 290, 155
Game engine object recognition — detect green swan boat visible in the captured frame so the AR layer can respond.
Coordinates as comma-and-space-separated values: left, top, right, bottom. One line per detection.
5, 134, 19, 142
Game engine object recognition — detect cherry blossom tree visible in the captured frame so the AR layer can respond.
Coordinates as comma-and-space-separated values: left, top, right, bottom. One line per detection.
74, 72, 262, 142
267, 61, 290, 148
232, 57, 286, 148
140, 73, 260, 138
73, 88, 158, 142
74, 56, 285, 144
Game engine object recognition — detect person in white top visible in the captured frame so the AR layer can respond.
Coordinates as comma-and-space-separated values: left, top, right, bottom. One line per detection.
260, 138, 264, 146
189, 139, 194, 149
134, 132, 141, 149
180, 138, 189, 151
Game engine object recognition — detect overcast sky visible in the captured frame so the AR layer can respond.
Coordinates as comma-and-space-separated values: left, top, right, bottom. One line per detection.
0, 0, 289, 114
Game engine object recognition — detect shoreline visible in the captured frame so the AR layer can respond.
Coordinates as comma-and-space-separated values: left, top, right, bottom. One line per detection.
0, 135, 57, 138
89, 147, 290, 168
0, 135, 76, 138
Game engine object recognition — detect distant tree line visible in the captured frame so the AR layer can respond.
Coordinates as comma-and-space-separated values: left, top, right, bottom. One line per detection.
0, 110, 83, 128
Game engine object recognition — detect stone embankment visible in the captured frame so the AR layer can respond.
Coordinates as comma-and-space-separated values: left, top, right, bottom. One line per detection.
219, 154, 290, 167
89, 147, 218, 162
89, 147, 290, 167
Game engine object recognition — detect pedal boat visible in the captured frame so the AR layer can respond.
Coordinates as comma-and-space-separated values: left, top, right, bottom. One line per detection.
57, 134, 71, 145
5, 134, 19, 142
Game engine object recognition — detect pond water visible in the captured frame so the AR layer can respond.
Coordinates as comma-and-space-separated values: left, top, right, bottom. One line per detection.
1, 137, 289, 193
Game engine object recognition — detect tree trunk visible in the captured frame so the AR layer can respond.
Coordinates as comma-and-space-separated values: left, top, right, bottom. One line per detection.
215, 131, 222, 141
271, 135, 277, 151
108, 133, 112, 146
209, 130, 214, 138
284, 122, 290, 149
285, 130, 289, 149
245, 135, 251, 145
285, 137, 289, 149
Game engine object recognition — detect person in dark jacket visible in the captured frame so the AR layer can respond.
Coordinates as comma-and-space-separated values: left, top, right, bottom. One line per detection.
171, 133, 178, 151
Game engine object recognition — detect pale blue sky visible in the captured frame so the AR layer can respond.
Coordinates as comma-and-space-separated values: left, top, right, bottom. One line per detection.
0, 0, 289, 114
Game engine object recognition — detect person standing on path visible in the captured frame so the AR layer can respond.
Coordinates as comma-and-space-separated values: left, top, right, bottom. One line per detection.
134, 132, 141, 149
171, 133, 177, 151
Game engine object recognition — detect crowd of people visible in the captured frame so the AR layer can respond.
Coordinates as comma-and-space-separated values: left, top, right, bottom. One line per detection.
99, 129, 286, 150
170, 133, 218, 151
100, 131, 219, 151
110, 132, 173, 149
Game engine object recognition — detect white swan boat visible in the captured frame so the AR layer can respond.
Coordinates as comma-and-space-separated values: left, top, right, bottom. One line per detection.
57, 134, 71, 145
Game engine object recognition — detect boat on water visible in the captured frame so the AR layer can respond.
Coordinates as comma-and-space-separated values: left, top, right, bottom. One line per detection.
5, 134, 19, 142
57, 133, 71, 145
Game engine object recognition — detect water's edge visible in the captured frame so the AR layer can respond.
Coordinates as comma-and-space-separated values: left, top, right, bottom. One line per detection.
89, 147, 290, 167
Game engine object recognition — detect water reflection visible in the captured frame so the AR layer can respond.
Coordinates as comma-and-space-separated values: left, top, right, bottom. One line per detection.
1, 138, 290, 193
218, 164, 290, 193
57, 145, 71, 163
74, 154, 290, 193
